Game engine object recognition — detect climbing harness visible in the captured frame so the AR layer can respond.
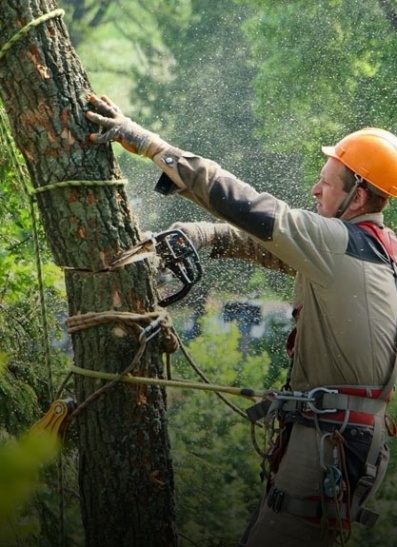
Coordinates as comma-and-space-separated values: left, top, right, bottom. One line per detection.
245, 359, 397, 539
246, 386, 389, 424
245, 376, 396, 542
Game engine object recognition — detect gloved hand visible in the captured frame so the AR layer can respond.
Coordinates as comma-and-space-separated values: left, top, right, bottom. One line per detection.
86, 94, 161, 157
170, 221, 217, 250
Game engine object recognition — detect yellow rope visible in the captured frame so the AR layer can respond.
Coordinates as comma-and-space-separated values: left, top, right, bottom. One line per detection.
30, 179, 128, 197
68, 341, 149, 422
0, 9, 65, 62
69, 362, 266, 399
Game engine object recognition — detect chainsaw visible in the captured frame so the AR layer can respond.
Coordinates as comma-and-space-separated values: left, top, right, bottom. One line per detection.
110, 228, 203, 307
154, 229, 203, 306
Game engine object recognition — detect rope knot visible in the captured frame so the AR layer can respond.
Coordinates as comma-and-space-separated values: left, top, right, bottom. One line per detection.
160, 330, 179, 353
330, 429, 345, 447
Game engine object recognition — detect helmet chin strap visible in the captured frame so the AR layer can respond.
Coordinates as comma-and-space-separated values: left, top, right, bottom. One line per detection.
334, 174, 364, 219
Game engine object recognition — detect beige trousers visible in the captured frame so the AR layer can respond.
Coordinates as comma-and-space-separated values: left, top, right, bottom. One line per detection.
242, 423, 336, 547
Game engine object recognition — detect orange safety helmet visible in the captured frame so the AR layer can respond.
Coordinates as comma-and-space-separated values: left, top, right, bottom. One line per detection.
322, 128, 397, 198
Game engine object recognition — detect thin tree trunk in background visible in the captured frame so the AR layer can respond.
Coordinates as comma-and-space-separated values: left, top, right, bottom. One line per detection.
0, 1, 178, 546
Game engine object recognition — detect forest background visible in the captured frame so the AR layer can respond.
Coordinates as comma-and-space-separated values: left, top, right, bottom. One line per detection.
1, 0, 397, 545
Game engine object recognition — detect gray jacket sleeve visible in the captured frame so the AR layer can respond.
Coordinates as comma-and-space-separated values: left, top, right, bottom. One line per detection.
171, 220, 295, 275
152, 146, 350, 285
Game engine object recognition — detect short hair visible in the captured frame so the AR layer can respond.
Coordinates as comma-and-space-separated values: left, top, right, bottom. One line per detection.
339, 165, 388, 212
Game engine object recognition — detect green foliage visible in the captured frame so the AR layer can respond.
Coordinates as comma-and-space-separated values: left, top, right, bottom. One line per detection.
0, 107, 79, 545
168, 310, 287, 543
0, 110, 69, 426
237, 0, 397, 189
0, 431, 58, 532
249, 312, 292, 388
60, 0, 193, 124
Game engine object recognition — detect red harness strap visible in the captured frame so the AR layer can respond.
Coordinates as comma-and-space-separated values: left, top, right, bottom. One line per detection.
356, 220, 397, 265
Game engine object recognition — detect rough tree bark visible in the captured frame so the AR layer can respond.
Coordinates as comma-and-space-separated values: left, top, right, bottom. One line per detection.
0, 1, 178, 546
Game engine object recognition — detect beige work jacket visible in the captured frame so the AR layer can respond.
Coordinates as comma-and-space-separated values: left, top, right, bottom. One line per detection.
153, 147, 397, 391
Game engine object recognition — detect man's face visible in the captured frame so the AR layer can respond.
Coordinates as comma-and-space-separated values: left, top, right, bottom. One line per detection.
311, 158, 347, 218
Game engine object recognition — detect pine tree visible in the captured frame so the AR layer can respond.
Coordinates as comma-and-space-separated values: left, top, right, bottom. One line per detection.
0, 1, 178, 545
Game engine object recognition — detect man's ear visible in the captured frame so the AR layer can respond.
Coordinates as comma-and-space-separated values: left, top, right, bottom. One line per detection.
351, 186, 368, 210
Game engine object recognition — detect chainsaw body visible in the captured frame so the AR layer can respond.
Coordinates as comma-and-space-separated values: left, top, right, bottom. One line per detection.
154, 229, 203, 306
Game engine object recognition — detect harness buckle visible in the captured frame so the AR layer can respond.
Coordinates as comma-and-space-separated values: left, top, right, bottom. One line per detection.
306, 387, 339, 414
267, 488, 285, 513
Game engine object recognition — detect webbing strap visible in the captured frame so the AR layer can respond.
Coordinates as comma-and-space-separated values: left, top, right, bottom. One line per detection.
349, 413, 385, 522
366, 414, 384, 471
267, 487, 379, 527
320, 393, 387, 414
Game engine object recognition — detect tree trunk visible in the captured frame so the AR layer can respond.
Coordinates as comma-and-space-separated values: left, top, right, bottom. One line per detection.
0, 1, 178, 546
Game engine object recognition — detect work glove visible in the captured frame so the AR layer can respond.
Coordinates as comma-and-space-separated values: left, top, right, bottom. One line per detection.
86, 94, 161, 158
170, 221, 218, 250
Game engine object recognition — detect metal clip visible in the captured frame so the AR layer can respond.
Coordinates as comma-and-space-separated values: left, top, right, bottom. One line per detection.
306, 387, 339, 414
139, 317, 165, 343
320, 432, 331, 470
323, 465, 342, 497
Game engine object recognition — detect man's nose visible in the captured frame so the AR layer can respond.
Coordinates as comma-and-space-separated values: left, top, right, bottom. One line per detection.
311, 181, 320, 196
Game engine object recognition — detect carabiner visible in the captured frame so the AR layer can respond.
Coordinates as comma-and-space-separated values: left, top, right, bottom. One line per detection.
139, 317, 165, 343
319, 432, 331, 470
306, 387, 339, 414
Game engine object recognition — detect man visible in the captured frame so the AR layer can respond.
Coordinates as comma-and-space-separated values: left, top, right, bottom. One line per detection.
86, 95, 397, 546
